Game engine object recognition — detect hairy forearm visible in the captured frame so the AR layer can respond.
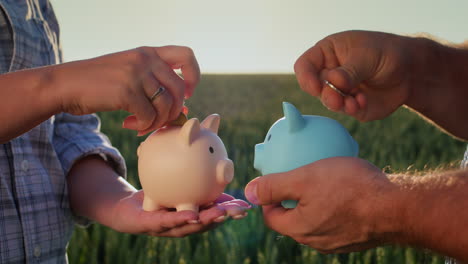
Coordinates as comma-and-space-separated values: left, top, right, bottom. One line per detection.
0, 66, 62, 143
67, 155, 136, 228
405, 36, 468, 140
386, 170, 468, 261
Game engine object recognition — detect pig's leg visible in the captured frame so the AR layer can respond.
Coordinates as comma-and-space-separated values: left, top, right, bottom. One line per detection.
143, 197, 160, 211
176, 204, 199, 213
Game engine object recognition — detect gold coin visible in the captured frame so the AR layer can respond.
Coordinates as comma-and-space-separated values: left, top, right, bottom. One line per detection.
169, 112, 188, 126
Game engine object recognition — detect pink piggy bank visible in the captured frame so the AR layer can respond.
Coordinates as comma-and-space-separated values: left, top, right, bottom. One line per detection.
137, 114, 234, 213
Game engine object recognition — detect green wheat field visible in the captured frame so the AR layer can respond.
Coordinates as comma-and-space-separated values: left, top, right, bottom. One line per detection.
67, 74, 466, 264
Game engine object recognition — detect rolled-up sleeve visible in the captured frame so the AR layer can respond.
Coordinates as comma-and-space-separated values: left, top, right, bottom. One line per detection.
52, 112, 127, 178
52, 113, 127, 226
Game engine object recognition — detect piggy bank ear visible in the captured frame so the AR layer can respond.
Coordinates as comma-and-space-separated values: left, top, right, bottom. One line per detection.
180, 118, 200, 146
283, 102, 305, 132
201, 114, 220, 134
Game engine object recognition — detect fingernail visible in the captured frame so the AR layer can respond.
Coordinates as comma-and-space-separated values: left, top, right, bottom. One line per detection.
245, 181, 260, 205
232, 212, 248, 220
187, 220, 200, 224
214, 215, 227, 223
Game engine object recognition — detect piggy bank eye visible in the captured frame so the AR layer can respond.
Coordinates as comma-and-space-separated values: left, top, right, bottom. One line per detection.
267, 134, 272, 141
209, 146, 214, 153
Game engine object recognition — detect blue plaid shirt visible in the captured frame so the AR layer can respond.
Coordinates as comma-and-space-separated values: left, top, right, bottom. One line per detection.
0, 1, 126, 263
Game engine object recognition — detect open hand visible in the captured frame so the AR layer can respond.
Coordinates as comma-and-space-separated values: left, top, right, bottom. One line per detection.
109, 191, 250, 237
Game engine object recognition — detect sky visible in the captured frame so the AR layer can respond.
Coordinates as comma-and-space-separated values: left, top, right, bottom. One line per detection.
50, 0, 467, 73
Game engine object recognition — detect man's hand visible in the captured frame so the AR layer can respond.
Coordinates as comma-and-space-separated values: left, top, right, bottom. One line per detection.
244, 157, 400, 253
294, 30, 468, 139
294, 30, 418, 122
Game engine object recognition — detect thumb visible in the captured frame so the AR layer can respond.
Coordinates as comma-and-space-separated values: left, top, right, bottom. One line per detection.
244, 173, 301, 206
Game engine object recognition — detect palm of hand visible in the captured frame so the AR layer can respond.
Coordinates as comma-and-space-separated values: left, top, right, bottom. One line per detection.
110, 190, 250, 237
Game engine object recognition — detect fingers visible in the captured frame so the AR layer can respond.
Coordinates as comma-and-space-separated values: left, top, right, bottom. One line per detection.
295, 38, 376, 116
294, 45, 324, 97
155, 46, 201, 99
213, 193, 236, 203
244, 173, 303, 206
148, 59, 185, 121
137, 89, 173, 135
122, 86, 173, 134
141, 197, 250, 238
121, 46, 199, 133
154, 46, 200, 121
146, 207, 224, 238
295, 43, 350, 112
216, 201, 249, 219
199, 206, 228, 223
140, 210, 198, 233
205, 193, 251, 220
262, 205, 301, 237
124, 92, 157, 131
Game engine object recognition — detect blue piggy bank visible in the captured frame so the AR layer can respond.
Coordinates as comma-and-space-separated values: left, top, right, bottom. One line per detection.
254, 102, 359, 208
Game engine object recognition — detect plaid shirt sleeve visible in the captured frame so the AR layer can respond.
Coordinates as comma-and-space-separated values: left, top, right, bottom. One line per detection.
52, 113, 127, 177
52, 112, 127, 225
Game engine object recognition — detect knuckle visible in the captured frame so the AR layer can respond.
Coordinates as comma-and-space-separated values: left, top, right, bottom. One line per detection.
120, 87, 137, 104
180, 46, 195, 58
133, 46, 155, 65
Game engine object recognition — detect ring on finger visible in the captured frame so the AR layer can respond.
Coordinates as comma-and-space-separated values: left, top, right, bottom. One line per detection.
150, 86, 166, 101
324, 80, 346, 97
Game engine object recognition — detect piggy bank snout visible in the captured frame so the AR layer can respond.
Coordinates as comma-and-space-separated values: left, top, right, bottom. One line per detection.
254, 143, 264, 172
216, 159, 234, 185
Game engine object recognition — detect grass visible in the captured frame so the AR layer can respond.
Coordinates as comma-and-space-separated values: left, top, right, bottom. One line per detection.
67, 74, 466, 264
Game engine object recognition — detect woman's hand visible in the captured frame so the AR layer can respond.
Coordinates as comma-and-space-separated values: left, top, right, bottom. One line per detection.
54, 45, 200, 135
109, 191, 250, 237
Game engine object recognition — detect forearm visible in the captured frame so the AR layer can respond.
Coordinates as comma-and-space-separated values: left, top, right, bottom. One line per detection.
0, 66, 62, 143
384, 170, 468, 262
405, 36, 468, 140
67, 155, 136, 228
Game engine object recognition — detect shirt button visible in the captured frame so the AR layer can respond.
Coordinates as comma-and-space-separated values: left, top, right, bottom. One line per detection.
21, 160, 29, 172
33, 245, 41, 257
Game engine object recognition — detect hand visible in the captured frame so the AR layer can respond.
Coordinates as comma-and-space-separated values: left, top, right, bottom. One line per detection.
109, 191, 250, 237
294, 30, 419, 121
53, 46, 200, 135
244, 157, 401, 253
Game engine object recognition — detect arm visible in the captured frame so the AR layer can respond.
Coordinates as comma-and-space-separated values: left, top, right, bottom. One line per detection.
388, 170, 468, 261
0, 67, 60, 143
244, 157, 468, 262
0, 46, 199, 143
294, 30, 468, 140
405, 38, 468, 140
